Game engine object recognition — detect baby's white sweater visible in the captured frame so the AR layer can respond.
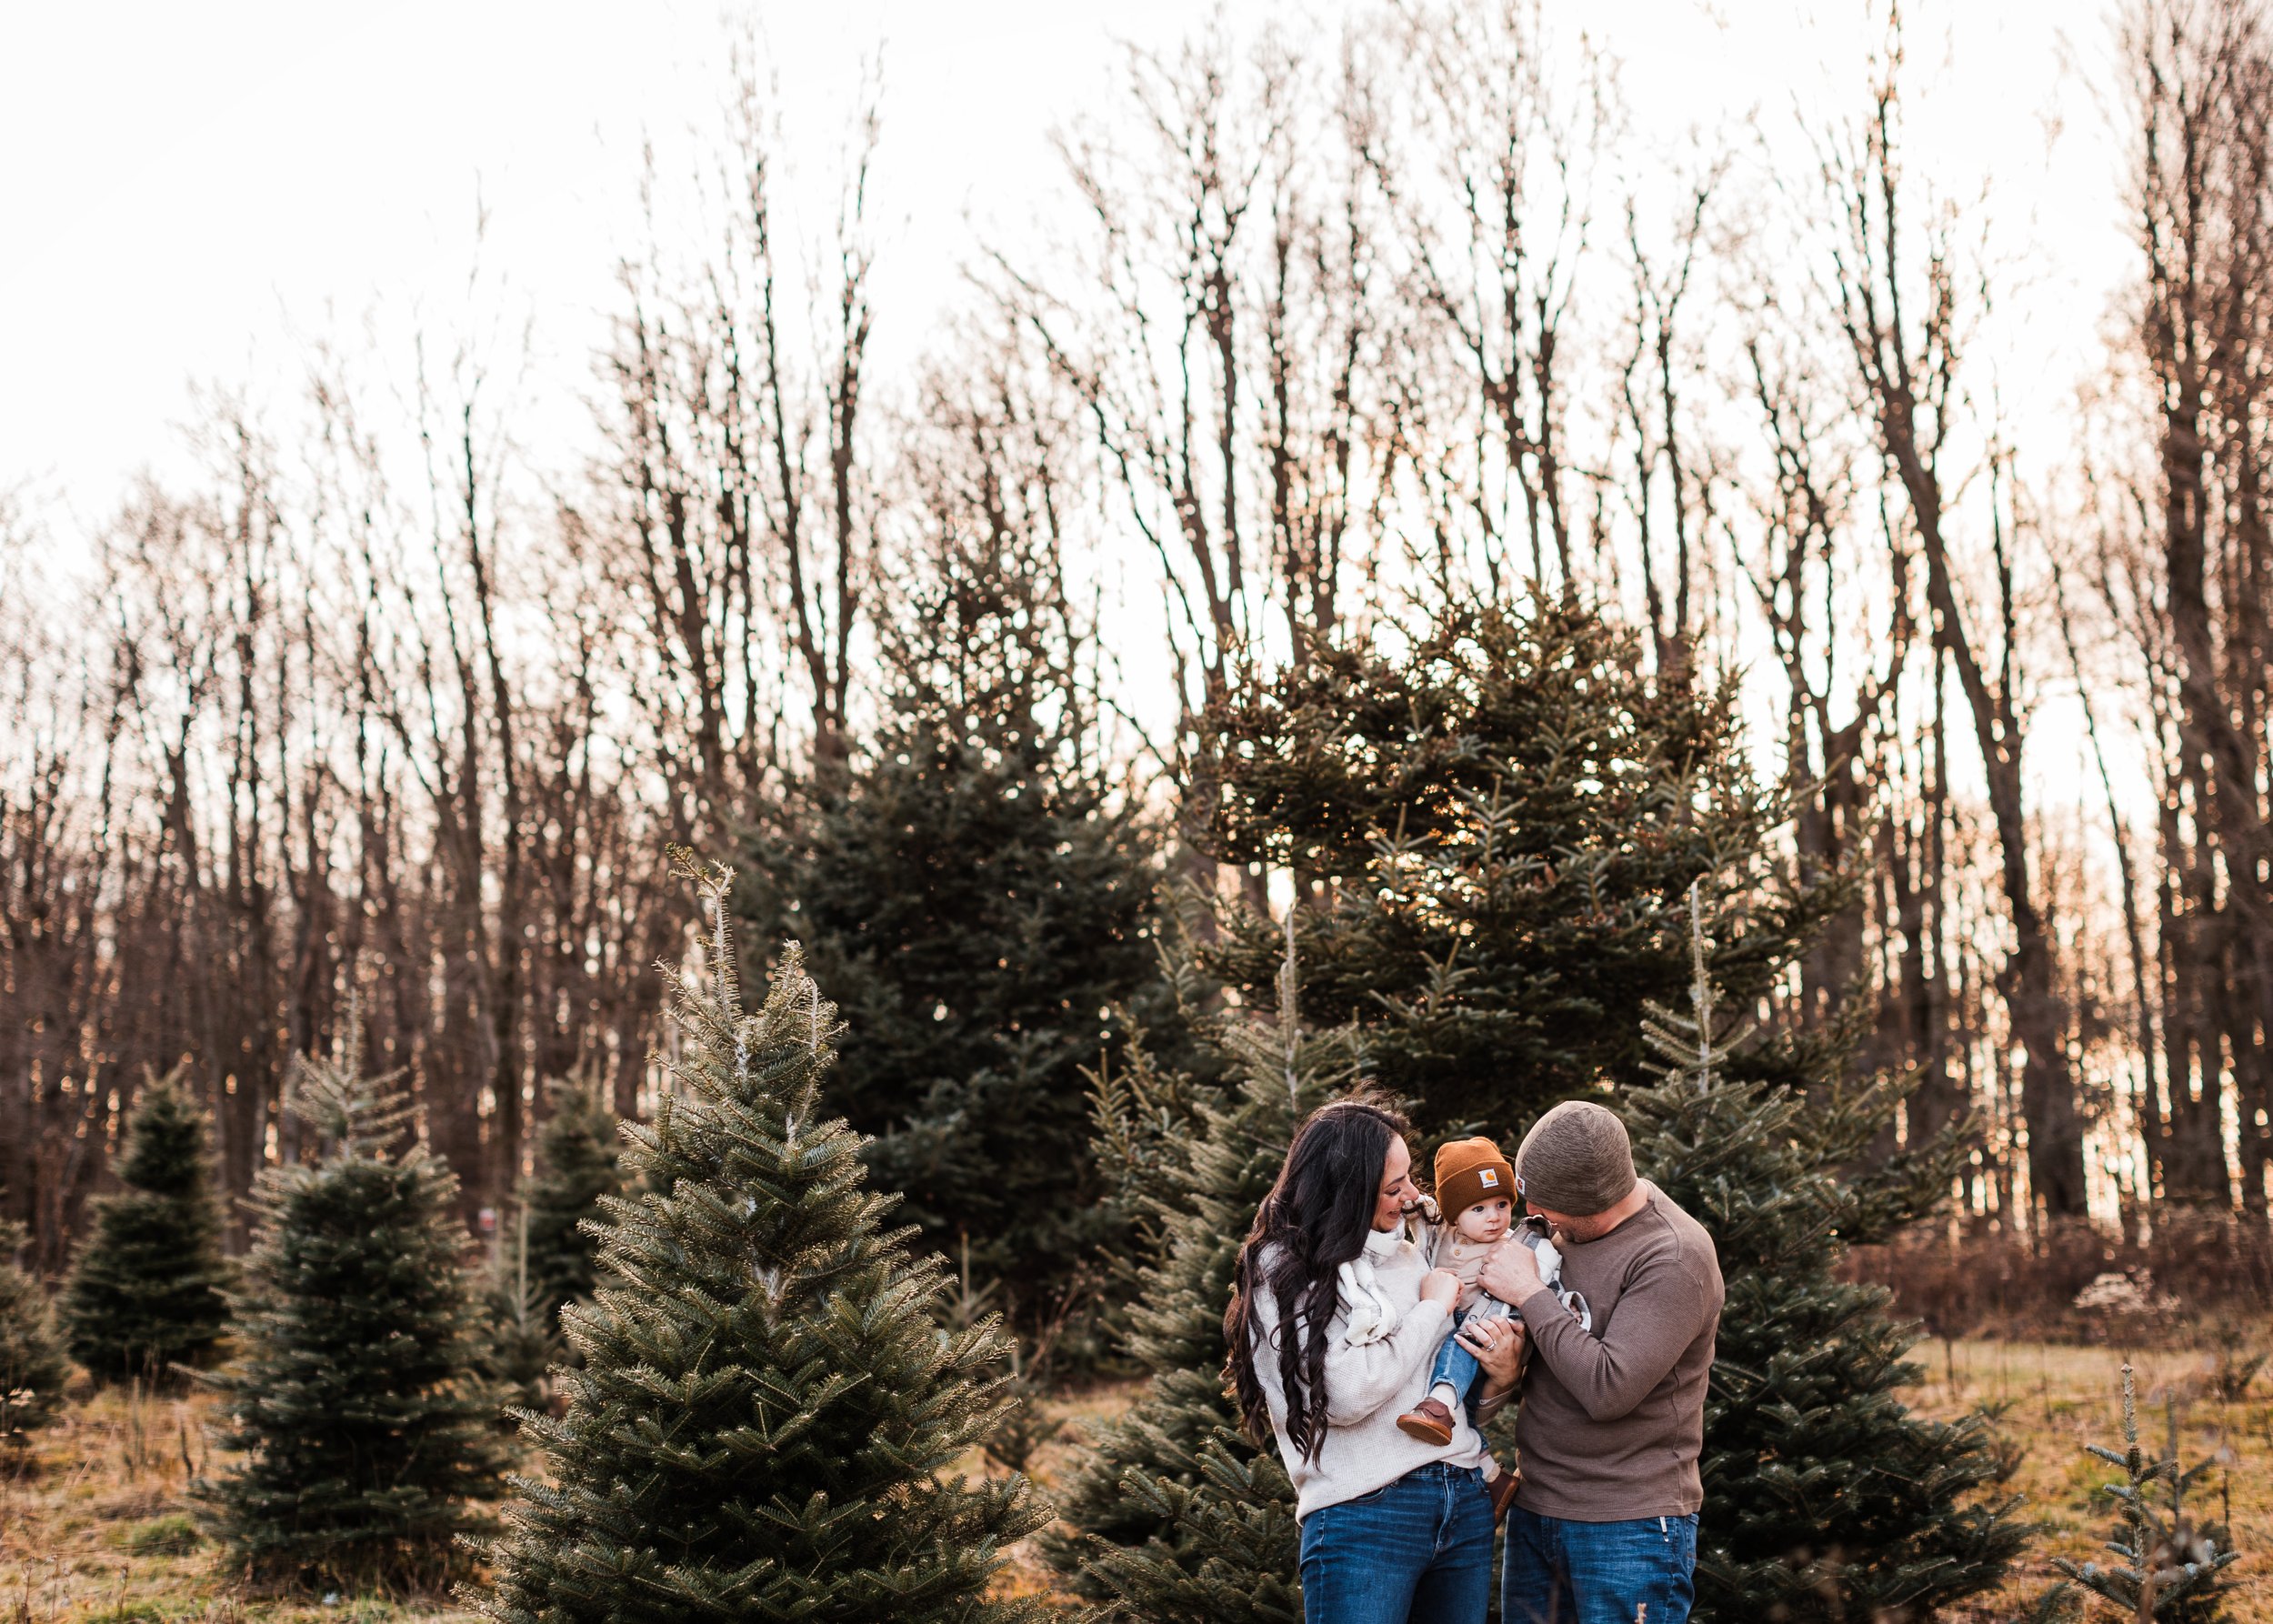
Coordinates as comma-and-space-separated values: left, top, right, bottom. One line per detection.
1246, 1224, 1489, 1519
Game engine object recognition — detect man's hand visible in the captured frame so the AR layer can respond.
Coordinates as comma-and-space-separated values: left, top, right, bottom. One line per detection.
1458, 1314, 1528, 1385
1479, 1234, 1544, 1304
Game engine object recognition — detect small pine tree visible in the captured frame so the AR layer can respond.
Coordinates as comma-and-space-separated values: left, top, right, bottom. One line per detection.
477, 1209, 562, 1418
1045, 914, 1358, 1624
62, 1068, 232, 1384
2048, 1363, 2242, 1624
473, 851, 1048, 1622
520, 1072, 621, 1323
484, 1068, 620, 1405
195, 1023, 506, 1594
0, 1220, 68, 1460
1630, 887, 2028, 1623
1079, 907, 1237, 1361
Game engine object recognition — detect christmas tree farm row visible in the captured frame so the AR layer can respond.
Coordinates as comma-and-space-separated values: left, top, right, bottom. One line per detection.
5, 858, 2248, 1621
3, 856, 1046, 1611
0, 602, 2248, 1619
0, 857, 2248, 1620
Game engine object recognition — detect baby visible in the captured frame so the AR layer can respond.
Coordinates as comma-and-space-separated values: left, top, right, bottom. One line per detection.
1395, 1135, 1588, 1452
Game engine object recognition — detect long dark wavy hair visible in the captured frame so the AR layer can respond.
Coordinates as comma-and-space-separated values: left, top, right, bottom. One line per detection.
1224, 1096, 1410, 1465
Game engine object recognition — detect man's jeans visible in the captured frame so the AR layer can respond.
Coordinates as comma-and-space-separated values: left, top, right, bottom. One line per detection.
1502, 1505, 1698, 1624
1427, 1298, 1513, 1418
1298, 1461, 1494, 1623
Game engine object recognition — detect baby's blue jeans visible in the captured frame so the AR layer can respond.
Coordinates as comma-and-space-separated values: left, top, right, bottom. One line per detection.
1427, 1296, 1515, 1418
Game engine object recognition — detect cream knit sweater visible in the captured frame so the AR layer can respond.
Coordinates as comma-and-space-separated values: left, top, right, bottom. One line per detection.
1246, 1223, 1490, 1519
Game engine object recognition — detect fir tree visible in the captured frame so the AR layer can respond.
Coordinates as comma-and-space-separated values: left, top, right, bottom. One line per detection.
1629, 887, 2028, 1623
1200, 600, 1848, 1134
740, 506, 1157, 1306
0, 1220, 68, 1460
61, 1068, 231, 1385
520, 1071, 622, 1323
477, 1209, 562, 1418
195, 1024, 506, 1594
480, 1070, 617, 1414
2048, 1363, 2242, 1624
474, 851, 1048, 1623
1045, 914, 1358, 1624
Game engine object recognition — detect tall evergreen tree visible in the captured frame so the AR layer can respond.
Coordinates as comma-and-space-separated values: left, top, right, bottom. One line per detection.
1630, 888, 2028, 1622
475, 852, 1048, 1622
0, 1220, 68, 1459
740, 476, 1157, 1303
195, 1026, 506, 1594
1200, 600, 1847, 1134
61, 1068, 231, 1384
521, 1071, 622, 1323
1045, 917, 1357, 1623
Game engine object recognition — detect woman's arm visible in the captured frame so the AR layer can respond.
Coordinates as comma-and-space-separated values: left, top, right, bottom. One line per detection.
1247, 1265, 1460, 1429
1319, 1297, 1452, 1425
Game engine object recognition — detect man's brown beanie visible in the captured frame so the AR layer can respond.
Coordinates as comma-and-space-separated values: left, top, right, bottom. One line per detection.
1514, 1100, 1637, 1217
1433, 1137, 1517, 1219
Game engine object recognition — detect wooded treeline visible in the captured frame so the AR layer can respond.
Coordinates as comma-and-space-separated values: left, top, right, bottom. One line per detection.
5, 0, 2270, 1275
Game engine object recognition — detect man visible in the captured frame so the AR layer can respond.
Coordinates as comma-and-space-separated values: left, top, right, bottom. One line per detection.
1474, 1099, 1724, 1624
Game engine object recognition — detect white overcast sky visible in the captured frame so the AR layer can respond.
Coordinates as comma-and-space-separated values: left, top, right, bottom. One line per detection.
2, 0, 2130, 535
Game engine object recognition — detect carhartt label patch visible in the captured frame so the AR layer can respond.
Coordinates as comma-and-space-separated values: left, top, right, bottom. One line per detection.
1480, 1169, 1499, 1187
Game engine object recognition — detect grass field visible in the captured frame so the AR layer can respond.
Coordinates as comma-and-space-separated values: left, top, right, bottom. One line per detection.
2, 1339, 2265, 1621
1898, 1339, 2269, 1623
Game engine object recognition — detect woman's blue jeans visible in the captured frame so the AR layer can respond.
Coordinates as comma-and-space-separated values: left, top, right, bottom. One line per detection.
1297, 1460, 1494, 1623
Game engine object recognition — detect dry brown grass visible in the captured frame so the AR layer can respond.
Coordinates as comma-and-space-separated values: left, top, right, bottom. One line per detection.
0, 1385, 480, 1623
5, 1347, 2266, 1620
1915, 1338, 2271, 1624
970, 1378, 1145, 1604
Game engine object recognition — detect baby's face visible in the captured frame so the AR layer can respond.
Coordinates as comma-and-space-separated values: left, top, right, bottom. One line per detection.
1455, 1196, 1513, 1243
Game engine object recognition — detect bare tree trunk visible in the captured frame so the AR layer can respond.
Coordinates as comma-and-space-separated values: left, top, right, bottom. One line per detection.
2119, 0, 2273, 1210
1817, 39, 2085, 1217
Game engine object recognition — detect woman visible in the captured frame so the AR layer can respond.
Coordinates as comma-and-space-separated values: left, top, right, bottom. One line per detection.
1226, 1097, 1528, 1624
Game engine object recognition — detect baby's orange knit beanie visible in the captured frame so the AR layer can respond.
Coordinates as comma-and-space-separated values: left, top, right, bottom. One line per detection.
1433, 1136, 1517, 1221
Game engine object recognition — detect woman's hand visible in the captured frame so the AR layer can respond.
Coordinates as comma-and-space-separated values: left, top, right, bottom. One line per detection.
1417, 1268, 1463, 1309
1459, 1314, 1528, 1386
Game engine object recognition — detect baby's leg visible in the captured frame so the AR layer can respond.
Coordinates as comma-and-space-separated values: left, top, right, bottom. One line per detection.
1450, 1297, 1515, 1418
1424, 1305, 1477, 1409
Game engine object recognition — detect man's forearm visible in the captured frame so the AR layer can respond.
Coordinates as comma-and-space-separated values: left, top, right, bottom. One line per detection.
1520, 1272, 1699, 1423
